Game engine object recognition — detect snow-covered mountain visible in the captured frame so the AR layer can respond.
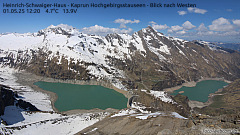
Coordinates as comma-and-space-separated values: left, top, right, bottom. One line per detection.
193, 40, 237, 53
0, 24, 240, 91
1, 24, 240, 135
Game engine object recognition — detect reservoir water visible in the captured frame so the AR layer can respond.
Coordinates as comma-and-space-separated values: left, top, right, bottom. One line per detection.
171, 80, 228, 102
34, 81, 128, 112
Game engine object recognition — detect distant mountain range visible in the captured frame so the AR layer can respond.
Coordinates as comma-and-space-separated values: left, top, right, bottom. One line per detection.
0, 24, 240, 91
193, 40, 240, 52
216, 42, 240, 52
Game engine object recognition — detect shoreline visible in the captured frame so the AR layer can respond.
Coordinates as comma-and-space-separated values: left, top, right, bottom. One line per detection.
14, 71, 131, 114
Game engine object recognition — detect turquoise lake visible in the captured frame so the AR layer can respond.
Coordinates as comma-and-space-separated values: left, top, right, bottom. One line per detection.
34, 81, 128, 112
171, 80, 228, 102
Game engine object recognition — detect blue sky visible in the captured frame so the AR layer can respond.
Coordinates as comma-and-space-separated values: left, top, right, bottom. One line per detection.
0, 0, 240, 43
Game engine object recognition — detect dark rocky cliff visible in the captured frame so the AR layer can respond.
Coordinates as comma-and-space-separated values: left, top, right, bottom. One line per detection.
0, 84, 39, 116
0, 85, 16, 115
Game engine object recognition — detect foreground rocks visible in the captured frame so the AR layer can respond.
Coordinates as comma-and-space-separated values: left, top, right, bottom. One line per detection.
0, 85, 16, 115
0, 84, 39, 117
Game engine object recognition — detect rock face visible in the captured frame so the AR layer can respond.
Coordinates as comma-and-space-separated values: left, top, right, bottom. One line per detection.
0, 25, 239, 91
0, 85, 16, 115
0, 84, 39, 116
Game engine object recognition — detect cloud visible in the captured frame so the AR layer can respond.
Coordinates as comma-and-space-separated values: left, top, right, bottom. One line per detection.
226, 9, 232, 12
81, 25, 133, 36
196, 31, 215, 36
182, 21, 196, 30
177, 7, 207, 16
114, 18, 140, 28
119, 23, 127, 28
149, 21, 156, 24
149, 21, 169, 31
148, 18, 239, 42
209, 17, 234, 31
233, 19, 240, 27
176, 30, 186, 35
187, 7, 207, 14
221, 31, 240, 36
171, 25, 183, 31
178, 11, 187, 16
114, 18, 140, 24
196, 23, 208, 32
152, 24, 169, 30
167, 25, 183, 33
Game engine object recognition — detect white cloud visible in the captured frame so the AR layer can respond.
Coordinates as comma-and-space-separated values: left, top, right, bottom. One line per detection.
149, 21, 156, 24
165, 18, 239, 42
176, 30, 186, 35
226, 9, 232, 12
196, 31, 215, 36
182, 21, 196, 30
152, 24, 169, 30
81, 25, 133, 36
167, 29, 173, 33
170, 25, 183, 31
119, 23, 127, 28
209, 17, 234, 31
178, 11, 187, 16
196, 23, 208, 31
221, 31, 240, 36
149, 21, 169, 31
114, 18, 140, 24
188, 7, 207, 14
233, 19, 240, 27
114, 18, 140, 28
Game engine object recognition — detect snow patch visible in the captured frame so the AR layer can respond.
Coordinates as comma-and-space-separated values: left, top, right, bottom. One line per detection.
111, 109, 136, 117
141, 89, 176, 104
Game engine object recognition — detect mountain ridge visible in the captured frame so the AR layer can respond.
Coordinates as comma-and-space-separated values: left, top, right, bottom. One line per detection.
0, 24, 240, 91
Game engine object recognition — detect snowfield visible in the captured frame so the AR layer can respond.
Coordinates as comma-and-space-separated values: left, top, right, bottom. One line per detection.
0, 106, 109, 135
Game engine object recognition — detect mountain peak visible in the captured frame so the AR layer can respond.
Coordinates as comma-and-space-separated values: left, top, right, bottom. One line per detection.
46, 24, 75, 31
140, 26, 162, 36
39, 24, 79, 36
145, 26, 157, 32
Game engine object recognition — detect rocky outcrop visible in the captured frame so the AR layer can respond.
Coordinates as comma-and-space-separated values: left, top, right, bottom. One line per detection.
0, 85, 16, 115
16, 99, 39, 111
0, 84, 39, 116
131, 91, 191, 118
